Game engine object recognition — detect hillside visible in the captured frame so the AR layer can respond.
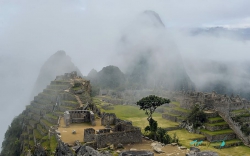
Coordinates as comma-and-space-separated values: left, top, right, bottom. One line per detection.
116, 10, 195, 90
1, 72, 91, 155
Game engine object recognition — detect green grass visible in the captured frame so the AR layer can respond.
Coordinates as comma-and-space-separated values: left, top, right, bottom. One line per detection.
72, 86, 81, 90
102, 105, 178, 129
41, 140, 50, 150
208, 117, 223, 121
92, 97, 101, 105
37, 124, 47, 134
206, 122, 228, 126
171, 101, 180, 106
29, 140, 35, 146
94, 98, 250, 155
232, 109, 248, 113
54, 111, 64, 115
46, 113, 58, 120
63, 100, 78, 104
34, 129, 43, 140
164, 112, 180, 117
41, 119, 53, 127
173, 107, 191, 113
200, 129, 233, 135
50, 135, 57, 152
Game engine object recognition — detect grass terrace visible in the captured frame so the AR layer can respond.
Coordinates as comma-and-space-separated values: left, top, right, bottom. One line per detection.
33, 129, 43, 140
46, 113, 58, 120
205, 122, 228, 126
101, 105, 179, 129
41, 119, 53, 127
200, 129, 234, 135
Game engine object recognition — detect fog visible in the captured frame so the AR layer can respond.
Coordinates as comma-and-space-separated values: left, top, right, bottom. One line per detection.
1, 0, 250, 146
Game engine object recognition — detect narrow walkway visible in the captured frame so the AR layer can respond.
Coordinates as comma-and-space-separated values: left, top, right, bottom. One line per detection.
216, 108, 250, 147
75, 95, 84, 107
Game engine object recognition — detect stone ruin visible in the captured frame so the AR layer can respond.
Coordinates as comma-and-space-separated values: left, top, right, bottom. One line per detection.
173, 91, 250, 112
83, 113, 142, 148
64, 110, 95, 127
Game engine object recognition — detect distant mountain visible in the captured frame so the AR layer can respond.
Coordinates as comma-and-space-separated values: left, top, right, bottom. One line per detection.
191, 27, 250, 40
117, 10, 195, 90
31, 50, 83, 98
86, 65, 126, 92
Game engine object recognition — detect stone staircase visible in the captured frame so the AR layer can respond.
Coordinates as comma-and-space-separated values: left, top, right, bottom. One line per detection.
216, 107, 250, 147
20, 80, 80, 153
161, 103, 243, 148
200, 111, 242, 148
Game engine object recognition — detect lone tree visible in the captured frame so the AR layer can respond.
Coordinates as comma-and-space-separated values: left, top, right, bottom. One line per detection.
136, 95, 170, 121
136, 95, 171, 141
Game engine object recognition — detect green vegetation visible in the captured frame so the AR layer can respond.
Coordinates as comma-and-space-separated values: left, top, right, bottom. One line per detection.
102, 105, 178, 129
1, 116, 23, 156
206, 122, 227, 126
46, 113, 58, 120
37, 124, 47, 134
241, 123, 250, 135
136, 95, 171, 143
136, 95, 170, 121
41, 119, 53, 127
34, 129, 42, 140
208, 117, 223, 122
186, 104, 207, 129
50, 135, 58, 153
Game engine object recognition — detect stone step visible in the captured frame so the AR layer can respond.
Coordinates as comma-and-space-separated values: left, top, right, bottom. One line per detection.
40, 119, 53, 131
43, 113, 58, 125
29, 120, 38, 129
169, 107, 190, 117
61, 100, 79, 107
162, 113, 183, 122
37, 93, 57, 102
37, 124, 47, 136
31, 101, 54, 111
59, 105, 74, 112
204, 111, 219, 118
32, 114, 42, 122
33, 129, 43, 141
54, 111, 64, 117
43, 89, 62, 95
47, 84, 69, 90
29, 106, 42, 115
59, 93, 77, 101
200, 129, 236, 142
207, 117, 225, 124
50, 80, 71, 86
205, 122, 229, 131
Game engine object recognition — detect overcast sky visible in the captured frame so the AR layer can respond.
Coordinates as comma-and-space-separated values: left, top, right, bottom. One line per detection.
1, 0, 250, 146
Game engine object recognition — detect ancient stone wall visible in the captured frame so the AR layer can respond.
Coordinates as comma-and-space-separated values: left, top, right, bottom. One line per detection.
205, 124, 229, 131
95, 129, 142, 148
202, 132, 236, 142
84, 128, 96, 142
101, 113, 117, 126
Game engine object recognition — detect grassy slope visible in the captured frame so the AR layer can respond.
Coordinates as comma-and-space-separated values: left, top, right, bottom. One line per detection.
102, 105, 179, 128
98, 99, 250, 156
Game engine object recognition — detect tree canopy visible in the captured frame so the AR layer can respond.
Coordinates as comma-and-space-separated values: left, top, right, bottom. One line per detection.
136, 95, 170, 121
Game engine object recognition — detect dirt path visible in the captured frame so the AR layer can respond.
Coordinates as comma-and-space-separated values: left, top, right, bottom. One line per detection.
58, 117, 105, 144
123, 139, 187, 156
58, 117, 187, 155
75, 95, 83, 107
